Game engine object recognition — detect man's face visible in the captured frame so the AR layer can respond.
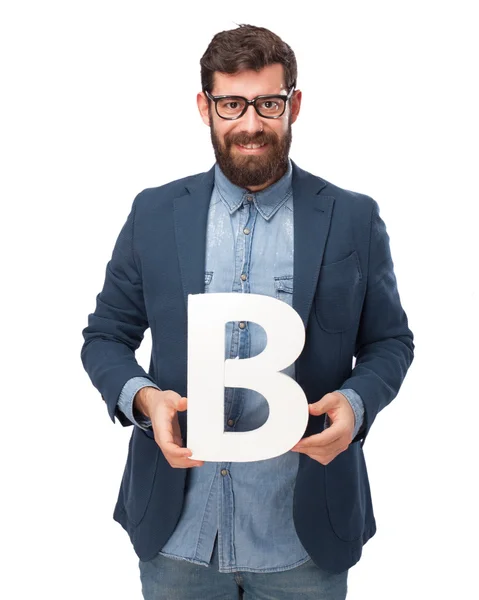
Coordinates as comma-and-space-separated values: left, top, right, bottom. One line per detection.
197, 64, 301, 191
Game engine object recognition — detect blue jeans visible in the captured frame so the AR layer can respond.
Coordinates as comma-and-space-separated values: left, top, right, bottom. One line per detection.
139, 536, 348, 599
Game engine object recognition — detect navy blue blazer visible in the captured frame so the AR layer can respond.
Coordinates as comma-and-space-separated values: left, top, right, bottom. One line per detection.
81, 160, 414, 573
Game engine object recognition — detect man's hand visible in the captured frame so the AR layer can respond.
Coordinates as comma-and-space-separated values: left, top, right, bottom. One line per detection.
134, 388, 204, 469
291, 391, 355, 465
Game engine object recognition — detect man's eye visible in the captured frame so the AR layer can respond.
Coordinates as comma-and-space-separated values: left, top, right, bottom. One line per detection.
218, 99, 245, 113
261, 100, 279, 110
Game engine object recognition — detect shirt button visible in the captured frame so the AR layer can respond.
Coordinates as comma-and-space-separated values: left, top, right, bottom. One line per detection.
246, 195, 253, 202
240, 273, 247, 281
239, 321, 246, 329
221, 469, 228, 476
243, 227, 250, 235
227, 419, 235, 427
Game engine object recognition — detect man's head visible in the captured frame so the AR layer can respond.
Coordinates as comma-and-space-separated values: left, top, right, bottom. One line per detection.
197, 24, 302, 192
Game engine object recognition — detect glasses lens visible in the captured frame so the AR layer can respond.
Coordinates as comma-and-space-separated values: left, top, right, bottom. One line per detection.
216, 97, 247, 118
256, 97, 286, 118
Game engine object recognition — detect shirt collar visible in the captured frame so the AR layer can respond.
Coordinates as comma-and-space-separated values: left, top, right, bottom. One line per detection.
214, 158, 293, 221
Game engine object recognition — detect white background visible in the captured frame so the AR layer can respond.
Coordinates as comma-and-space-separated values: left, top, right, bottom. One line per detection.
1, 1, 478, 598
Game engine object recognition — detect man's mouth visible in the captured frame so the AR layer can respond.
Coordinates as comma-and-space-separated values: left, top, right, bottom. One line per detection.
238, 143, 265, 149
235, 142, 268, 153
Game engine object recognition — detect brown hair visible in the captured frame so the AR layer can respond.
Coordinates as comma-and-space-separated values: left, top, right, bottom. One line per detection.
200, 24, 297, 93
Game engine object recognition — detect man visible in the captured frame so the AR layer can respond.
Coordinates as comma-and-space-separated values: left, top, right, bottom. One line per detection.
81, 24, 414, 600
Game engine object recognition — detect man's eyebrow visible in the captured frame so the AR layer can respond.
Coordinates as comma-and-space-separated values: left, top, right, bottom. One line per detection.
216, 91, 286, 97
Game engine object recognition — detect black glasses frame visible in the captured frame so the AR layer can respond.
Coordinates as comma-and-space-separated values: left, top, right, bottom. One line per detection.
204, 87, 295, 120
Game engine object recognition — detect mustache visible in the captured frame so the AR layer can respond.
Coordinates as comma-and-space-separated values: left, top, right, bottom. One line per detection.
226, 132, 276, 147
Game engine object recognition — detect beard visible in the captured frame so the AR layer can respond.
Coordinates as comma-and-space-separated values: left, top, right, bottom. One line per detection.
209, 111, 292, 189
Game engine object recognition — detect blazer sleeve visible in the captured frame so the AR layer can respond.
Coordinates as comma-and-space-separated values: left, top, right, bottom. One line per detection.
80, 194, 158, 426
339, 199, 415, 446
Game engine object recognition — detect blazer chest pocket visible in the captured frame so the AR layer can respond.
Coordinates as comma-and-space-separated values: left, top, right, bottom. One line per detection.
314, 250, 362, 333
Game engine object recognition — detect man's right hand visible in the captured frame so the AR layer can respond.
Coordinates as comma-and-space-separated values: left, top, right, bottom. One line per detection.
134, 387, 204, 469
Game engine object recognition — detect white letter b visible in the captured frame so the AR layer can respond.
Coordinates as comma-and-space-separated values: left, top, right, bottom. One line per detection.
187, 293, 309, 462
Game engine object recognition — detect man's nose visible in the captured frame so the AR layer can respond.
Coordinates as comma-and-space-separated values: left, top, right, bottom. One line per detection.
240, 104, 264, 134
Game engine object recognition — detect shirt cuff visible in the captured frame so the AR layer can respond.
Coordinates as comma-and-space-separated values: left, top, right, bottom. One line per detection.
326, 388, 365, 440
117, 376, 161, 430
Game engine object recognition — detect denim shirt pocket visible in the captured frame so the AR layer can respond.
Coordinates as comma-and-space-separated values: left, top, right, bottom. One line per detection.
274, 275, 294, 307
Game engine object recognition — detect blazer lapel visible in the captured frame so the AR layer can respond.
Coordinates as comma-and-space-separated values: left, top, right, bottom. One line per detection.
173, 165, 215, 309
291, 160, 335, 328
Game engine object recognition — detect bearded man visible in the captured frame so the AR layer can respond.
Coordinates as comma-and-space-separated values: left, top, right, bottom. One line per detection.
81, 23, 414, 600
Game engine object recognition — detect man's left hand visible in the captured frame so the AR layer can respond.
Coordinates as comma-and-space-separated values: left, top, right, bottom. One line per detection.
291, 392, 355, 465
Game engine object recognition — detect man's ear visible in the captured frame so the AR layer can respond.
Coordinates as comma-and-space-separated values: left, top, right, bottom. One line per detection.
197, 92, 211, 126
290, 89, 302, 125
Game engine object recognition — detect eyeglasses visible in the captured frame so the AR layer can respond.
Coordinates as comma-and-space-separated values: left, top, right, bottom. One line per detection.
204, 86, 295, 120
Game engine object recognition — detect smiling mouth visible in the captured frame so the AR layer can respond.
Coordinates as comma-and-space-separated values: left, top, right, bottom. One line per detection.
237, 143, 266, 149
234, 142, 269, 154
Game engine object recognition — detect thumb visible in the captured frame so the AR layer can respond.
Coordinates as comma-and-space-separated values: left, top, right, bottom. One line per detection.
309, 393, 338, 416
175, 396, 188, 412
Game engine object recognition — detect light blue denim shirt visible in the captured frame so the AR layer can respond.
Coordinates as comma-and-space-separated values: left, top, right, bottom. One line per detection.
117, 158, 364, 573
